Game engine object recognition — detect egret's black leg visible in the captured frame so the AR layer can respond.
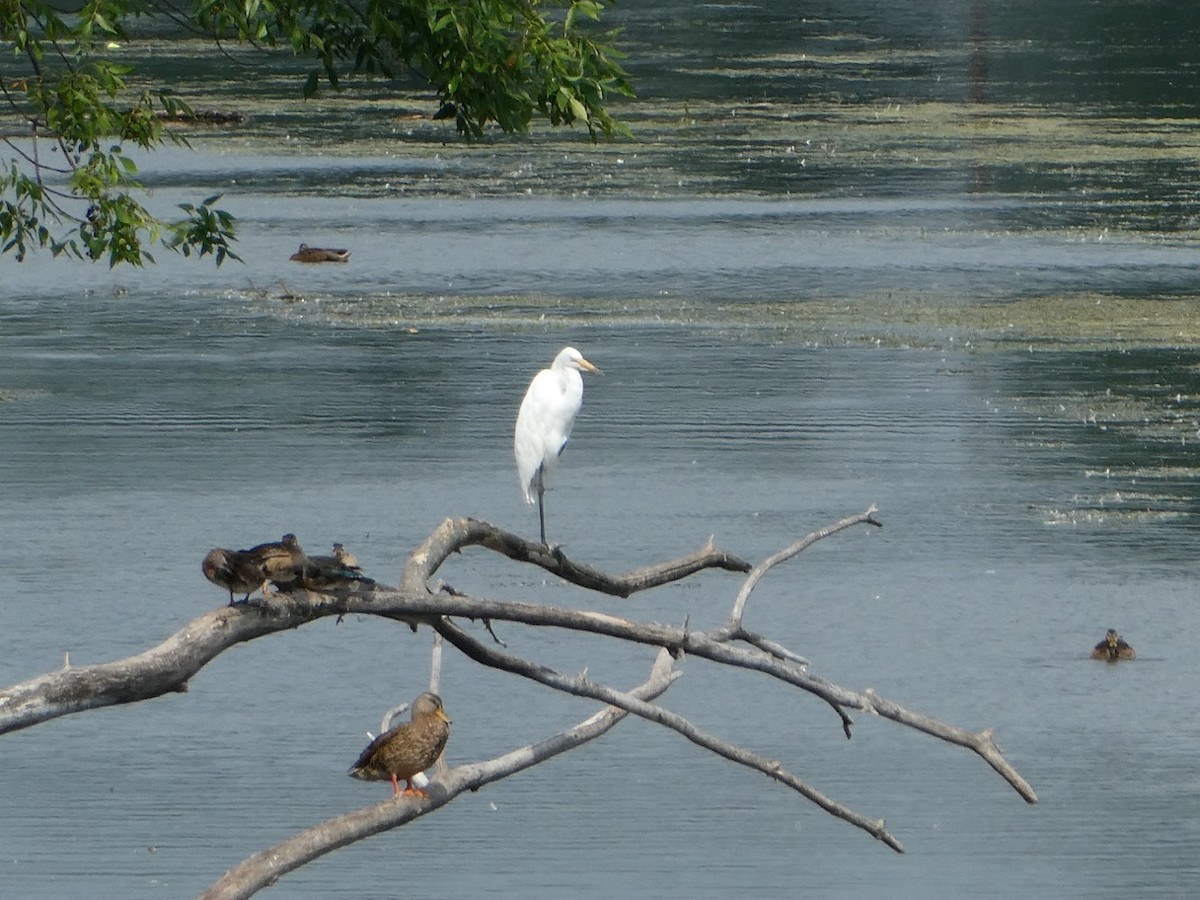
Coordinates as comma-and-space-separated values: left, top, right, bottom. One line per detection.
537, 477, 547, 545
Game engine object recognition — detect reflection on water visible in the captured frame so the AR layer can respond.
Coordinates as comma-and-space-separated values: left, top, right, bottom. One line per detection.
4, 0, 1200, 898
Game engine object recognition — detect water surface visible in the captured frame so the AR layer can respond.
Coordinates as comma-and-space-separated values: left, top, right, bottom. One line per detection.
3, 1, 1200, 897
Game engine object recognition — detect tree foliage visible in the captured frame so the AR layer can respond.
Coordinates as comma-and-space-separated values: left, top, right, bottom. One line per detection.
0, 0, 633, 266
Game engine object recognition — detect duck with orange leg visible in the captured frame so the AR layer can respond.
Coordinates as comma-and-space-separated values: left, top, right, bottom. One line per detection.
349, 692, 451, 798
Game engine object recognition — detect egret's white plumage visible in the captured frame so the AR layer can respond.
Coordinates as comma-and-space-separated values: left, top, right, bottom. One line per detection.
514, 346, 600, 544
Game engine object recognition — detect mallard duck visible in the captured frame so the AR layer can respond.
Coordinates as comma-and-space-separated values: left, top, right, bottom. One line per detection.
1091, 628, 1136, 661
243, 533, 310, 592
348, 692, 451, 797
201, 547, 267, 605
289, 243, 351, 263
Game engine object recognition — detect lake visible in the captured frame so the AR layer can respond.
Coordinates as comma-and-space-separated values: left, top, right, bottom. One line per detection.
2, 1, 1200, 897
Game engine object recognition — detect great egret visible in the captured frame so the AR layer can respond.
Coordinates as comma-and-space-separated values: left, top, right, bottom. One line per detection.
514, 346, 601, 545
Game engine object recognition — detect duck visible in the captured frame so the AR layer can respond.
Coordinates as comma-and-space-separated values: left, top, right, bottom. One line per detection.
289, 243, 351, 263
201, 547, 267, 605
348, 692, 451, 798
242, 533, 310, 592
1091, 628, 1136, 661
332, 542, 359, 568
304, 542, 375, 589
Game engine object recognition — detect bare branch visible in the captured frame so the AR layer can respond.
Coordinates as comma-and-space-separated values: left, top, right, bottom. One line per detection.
198, 650, 680, 900
0, 509, 1035, 892
435, 618, 903, 850
734, 627, 811, 667
401, 516, 751, 595
723, 506, 882, 634
0, 584, 1030, 803
857, 690, 1037, 803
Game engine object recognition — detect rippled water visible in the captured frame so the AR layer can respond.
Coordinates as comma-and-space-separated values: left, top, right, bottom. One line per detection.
4, 1, 1200, 898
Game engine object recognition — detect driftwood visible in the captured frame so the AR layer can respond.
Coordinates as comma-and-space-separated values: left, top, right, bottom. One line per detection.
0, 508, 1037, 899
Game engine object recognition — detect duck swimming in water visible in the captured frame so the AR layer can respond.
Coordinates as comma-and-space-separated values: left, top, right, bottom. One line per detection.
1091, 628, 1135, 661
289, 243, 351, 263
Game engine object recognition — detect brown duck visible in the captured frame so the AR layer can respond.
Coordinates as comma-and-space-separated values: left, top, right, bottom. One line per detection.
1091, 628, 1136, 661
243, 533, 310, 592
289, 243, 351, 263
201, 547, 267, 605
304, 542, 374, 590
348, 692, 451, 797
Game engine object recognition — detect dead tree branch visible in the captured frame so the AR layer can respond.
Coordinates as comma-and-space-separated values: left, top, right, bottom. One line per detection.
0, 509, 1036, 900
435, 617, 903, 850
198, 649, 680, 900
400, 516, 751, 595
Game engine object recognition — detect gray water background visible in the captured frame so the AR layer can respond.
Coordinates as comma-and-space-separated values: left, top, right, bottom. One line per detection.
4, 1, 1200, 897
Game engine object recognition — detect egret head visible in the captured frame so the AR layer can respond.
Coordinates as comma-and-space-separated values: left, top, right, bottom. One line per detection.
557, 346, 601, 375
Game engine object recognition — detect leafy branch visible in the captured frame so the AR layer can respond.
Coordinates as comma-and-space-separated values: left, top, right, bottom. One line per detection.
1, 0, 633, 264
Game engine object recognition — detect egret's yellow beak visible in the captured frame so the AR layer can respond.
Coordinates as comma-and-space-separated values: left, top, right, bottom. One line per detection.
576, 356, 601, 375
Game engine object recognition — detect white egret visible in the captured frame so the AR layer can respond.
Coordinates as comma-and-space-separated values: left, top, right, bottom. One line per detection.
514, 346, 601, 545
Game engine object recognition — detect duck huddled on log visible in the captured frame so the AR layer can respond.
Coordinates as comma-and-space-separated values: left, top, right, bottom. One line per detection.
202, 534, 373, 604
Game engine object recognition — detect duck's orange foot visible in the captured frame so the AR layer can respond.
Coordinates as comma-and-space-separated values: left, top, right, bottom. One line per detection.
398, 783, 428, 799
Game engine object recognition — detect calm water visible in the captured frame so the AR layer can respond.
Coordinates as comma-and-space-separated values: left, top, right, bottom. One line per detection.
4, 1, 1200, 898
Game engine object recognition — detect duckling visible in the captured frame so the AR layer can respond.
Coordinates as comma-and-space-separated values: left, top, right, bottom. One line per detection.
201, 547, 266, 605
289, 243, 351, 263
349, 692, 451, 798
1091, 628, 1136, 661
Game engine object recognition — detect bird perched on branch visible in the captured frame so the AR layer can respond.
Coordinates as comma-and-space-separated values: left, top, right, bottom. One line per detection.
305, 542, 375, 589
348, 692, 452, 798
1091, 628, 1136, 661
289, 243, 351, 263
201, 547, 267, 605
514, 346, 601, 545
243, 533, 310, 591
201, 533, 310, 604
332, 542, 358, 568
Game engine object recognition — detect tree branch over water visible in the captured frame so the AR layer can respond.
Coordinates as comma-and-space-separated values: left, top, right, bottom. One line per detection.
0, 509, 1037, 897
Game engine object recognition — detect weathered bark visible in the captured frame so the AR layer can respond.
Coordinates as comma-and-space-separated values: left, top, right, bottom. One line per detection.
0, 510, 1038, 899
199, 650, 681, 900
0, 527, 744, 735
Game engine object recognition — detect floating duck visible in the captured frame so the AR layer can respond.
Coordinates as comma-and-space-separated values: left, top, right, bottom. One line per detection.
289, 243, 351, 263
1091, 628, 1136, 661
348, 692, 451, 798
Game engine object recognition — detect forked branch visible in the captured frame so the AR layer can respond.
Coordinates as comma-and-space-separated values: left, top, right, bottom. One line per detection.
198, 650, 681, 900
0, 509, 1036, 900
